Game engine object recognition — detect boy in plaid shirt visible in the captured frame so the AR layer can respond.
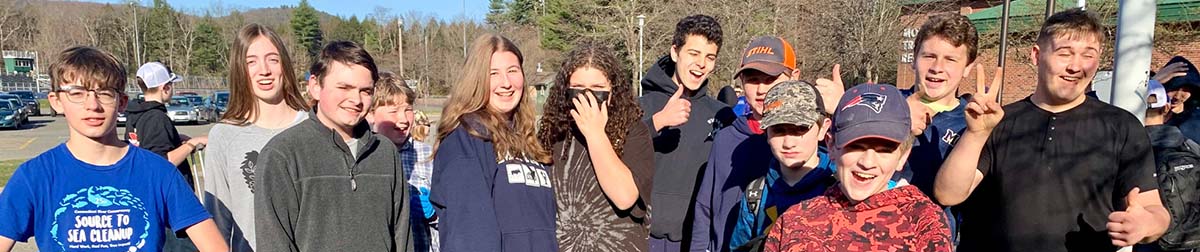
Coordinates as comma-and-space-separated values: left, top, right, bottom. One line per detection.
367, 72, 437, 252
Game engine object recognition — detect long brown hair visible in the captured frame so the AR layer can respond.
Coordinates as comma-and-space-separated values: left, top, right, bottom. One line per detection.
221, 23, 308, 125
537, 41, 643, 155
435, 34, 550, 163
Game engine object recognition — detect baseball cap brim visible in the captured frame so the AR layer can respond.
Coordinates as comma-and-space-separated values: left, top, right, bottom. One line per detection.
734, 61, 790, 79
760, 116, 816, 131
169, 74, 183, 83
833, 119, 909, 149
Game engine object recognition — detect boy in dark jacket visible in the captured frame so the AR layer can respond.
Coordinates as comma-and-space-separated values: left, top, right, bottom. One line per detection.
639, 14, 735, 252
689, 36, 800, 252
126, 62, 207, 190
254, 41, 411, 252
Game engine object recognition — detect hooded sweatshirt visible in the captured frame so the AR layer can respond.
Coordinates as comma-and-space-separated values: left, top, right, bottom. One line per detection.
762, 185, 951, 252
124, 100, 192, 189
430, 114, 557, 252
639, 55, 737, 242
254, 110, 412, 252
690, 115, 772, 252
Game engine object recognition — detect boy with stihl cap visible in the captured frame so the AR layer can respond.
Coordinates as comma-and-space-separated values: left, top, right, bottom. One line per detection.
691, 36, 802, 252
764, 83, 951, 251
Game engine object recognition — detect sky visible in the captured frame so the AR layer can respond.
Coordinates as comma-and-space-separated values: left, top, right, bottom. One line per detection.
84, 0, 492, 21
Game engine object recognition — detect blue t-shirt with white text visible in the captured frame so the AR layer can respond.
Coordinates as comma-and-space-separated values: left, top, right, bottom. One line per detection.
0, 144, 210, 251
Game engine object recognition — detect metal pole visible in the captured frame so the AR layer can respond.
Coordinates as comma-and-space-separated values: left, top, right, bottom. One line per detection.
1046, 0, 1056, 19
1079, 0, 1087, 10
637, 14, 645, 96
403, 18, 408, 77
1110, 0, 1157, 122
131, 2, 141, 67
997, 0, 1011, 103
462, 0, 467, 58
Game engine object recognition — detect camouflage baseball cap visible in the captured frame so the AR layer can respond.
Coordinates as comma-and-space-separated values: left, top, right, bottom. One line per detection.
760, 80, 826, 130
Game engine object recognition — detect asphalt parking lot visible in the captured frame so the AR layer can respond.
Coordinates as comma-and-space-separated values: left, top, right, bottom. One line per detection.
0, 115, 215, 161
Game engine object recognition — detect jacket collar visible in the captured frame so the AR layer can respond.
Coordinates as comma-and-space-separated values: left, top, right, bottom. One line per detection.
305, 109, 378, 160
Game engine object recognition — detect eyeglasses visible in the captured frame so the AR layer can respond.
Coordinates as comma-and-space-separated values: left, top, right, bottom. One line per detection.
56, 86, 121, 105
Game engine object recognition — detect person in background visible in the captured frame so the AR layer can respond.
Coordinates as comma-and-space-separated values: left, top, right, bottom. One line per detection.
367, 71, 438, 252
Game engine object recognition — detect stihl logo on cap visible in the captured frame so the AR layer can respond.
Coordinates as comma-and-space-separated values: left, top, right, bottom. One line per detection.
746, 46, 775, 58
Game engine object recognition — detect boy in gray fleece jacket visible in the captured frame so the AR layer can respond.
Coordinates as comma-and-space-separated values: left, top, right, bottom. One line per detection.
254, 41, 412, 252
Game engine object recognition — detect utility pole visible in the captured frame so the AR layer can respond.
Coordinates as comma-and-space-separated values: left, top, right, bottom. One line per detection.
1110, 0, 1157, 122
131, 1, 142, 67
403, 18, 408, 76
462, 0, 467, 58
637, 14, 646, 96
996, 0, 1011, 103
1045, 0, 1056, 19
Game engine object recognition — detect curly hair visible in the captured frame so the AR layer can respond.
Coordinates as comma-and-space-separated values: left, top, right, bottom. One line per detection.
538, 41, 644, 156
914, 13, 979, 64
672, 14, 723, 51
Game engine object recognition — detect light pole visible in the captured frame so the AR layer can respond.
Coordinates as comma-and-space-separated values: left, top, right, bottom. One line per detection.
130, 1, 141, 67
637, 14, 646, 96
462, 0, 467, 58
403, 18, 408, 76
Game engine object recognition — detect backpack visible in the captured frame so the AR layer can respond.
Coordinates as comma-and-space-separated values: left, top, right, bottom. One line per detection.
732, 176, 769, 252
1153, 138, 1200, 250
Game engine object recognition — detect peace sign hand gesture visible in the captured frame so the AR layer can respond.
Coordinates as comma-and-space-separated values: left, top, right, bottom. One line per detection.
965, 64, 1004, 134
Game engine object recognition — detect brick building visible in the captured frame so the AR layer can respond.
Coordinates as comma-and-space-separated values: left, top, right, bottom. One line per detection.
896, 0, 1200, 104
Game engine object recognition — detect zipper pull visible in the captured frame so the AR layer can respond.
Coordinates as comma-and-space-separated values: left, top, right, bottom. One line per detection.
351, 176, 358, 191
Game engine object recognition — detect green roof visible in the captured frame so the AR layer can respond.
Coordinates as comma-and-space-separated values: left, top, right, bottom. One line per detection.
968, 0, 1200, 33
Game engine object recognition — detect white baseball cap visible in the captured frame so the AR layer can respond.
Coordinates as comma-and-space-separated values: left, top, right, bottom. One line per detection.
1148, 79, 1169, 109
135, 62, 182, 89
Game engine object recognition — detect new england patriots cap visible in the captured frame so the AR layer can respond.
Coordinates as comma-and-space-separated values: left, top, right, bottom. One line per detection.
832, 83, 911, 148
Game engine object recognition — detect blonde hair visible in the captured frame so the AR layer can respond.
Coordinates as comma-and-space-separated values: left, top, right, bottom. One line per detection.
434, 34, 549, 163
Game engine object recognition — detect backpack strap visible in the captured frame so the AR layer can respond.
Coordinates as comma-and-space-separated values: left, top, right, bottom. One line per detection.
745, 176, 767, 216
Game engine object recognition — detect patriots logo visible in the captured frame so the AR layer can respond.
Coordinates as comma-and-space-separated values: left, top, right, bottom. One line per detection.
842, 93, 887, 113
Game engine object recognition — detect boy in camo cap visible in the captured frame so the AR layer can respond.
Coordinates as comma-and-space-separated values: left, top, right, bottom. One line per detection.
727, 80, 838, 251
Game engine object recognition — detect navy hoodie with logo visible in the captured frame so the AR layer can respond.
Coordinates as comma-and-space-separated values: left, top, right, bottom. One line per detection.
639, 55, 737, 243
430, 114, 557, 252
690, 115, 772, 252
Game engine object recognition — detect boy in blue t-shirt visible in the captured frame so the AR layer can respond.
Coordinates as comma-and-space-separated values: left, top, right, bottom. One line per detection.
0, 46, 226, 252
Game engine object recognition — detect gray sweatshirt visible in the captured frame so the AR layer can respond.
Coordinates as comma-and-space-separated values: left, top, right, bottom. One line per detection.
254, 111, 413, 252
202, 112, 307, 251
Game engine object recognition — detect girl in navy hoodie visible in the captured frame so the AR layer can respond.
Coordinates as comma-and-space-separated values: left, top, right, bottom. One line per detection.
537, 42, 656, 252
430, 34, 556, 252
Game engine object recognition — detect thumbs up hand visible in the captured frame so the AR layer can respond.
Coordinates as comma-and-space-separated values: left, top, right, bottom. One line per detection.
652, 85, 692, 131
1107, 187, 1154, 247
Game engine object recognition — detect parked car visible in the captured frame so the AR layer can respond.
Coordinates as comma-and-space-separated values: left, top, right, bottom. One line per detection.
211, 91, 229, 118
0, 94, 29, 119
0, 99, 21, 129
167, 97, 201, 124
7, 91, 41, 116
183, 94, 217, 123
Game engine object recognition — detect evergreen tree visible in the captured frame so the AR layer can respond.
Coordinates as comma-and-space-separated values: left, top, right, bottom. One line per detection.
291, 0, 323, 64
191, 17, 225, 75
